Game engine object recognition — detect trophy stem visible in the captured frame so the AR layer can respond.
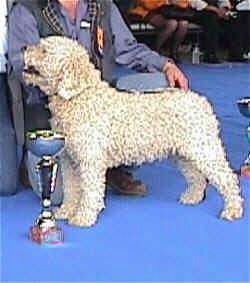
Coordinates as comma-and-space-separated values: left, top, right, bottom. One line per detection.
30, 156, 63, 245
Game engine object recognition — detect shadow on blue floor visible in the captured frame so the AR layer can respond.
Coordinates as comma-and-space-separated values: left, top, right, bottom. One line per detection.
1, 64, 250, 282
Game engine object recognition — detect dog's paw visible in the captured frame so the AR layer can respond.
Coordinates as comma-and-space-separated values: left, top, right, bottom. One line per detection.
220, 202, 244, 221
54, 204, 75, 220
179, 191, 205, 205
68, 211, 98, 228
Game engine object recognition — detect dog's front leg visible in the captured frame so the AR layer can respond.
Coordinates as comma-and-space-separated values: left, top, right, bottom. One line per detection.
68, 159, 107, 227
67, 124, 109, 227
55, 152, 80, 220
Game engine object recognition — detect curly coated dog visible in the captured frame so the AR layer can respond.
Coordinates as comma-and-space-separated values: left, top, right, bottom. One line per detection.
23, 36, 244, 227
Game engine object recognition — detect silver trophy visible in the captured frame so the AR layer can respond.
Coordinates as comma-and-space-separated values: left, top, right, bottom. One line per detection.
26, 130, 65, 245
237, 97, 250, 177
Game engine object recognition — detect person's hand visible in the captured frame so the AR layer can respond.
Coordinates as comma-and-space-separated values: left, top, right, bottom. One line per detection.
215, 7, 229, 19
207, 5, 229, 19
163, 61, 189, 92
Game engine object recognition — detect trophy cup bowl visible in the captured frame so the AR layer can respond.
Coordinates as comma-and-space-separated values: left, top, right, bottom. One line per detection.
237, 97, 250, 177
237, 97, 250, 118
26, 130, 65, 245
26, 130, 65, 157
247, 126, 250, 143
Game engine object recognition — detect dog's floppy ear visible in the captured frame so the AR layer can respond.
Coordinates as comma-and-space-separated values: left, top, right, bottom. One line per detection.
57, 54, 85, 100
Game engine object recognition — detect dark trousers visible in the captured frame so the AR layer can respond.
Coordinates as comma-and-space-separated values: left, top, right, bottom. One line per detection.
237, 11, 250, 54
220, 11, 250, 58
191, 9, 248, 58
191, 10, 220, 56
0, 73, 18, 195
219, 13, 245, 58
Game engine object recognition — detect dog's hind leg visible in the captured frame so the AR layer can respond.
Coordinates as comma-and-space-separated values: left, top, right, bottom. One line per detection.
174, 157, 208, 205
183, 134, 244, 221
55, 152, 80, 220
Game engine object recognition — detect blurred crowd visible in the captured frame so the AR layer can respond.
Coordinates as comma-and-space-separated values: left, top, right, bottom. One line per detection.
121, 0, 250, 63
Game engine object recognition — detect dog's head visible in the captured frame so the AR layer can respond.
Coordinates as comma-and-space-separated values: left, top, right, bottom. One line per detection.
23, 36, 99, 99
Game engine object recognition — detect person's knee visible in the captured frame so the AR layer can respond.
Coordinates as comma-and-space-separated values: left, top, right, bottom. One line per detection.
177, 20, 189, 34
165, 19, 178, 32
178, 20, 189, 29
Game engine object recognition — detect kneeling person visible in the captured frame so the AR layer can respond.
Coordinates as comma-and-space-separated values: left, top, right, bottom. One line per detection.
8, 0, 188, 203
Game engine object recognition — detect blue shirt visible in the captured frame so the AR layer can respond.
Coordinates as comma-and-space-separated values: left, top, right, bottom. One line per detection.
8, 0, 169, 103
0, 0, 7, 73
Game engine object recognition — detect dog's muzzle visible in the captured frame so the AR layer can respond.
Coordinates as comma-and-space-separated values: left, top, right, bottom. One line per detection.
23, 66, 41, 76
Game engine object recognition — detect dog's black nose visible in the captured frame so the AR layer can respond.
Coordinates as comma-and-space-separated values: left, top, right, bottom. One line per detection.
23, 66, 40, 75
21, 46, 28, 52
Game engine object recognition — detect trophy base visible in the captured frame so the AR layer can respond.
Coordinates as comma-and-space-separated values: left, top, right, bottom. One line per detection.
240, 165, 250, 178
30, 225, 63, 245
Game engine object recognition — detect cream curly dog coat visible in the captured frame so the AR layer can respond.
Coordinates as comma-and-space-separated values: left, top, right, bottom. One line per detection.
23, 36, 244, 227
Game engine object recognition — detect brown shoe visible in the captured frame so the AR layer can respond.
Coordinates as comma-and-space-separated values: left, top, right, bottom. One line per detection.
106, 168, 148, 196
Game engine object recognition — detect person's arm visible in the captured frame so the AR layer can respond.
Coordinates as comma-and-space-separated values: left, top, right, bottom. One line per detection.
111, 3, 189, 90
8, 4, 41, 80
138, 0, 166, 11
111, 3, 168, 72
190, 0, 228, 18
218, 0, 232, 9
0, 0, 7, 73
189, 0, 208, 11
8, 3, 45, 103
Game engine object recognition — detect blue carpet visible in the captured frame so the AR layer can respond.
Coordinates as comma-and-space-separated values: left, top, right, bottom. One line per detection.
1, 63, 250, 282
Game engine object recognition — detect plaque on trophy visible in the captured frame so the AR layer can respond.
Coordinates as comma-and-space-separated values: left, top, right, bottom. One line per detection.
26, 130, 65, 245
237, 97, 250, 177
